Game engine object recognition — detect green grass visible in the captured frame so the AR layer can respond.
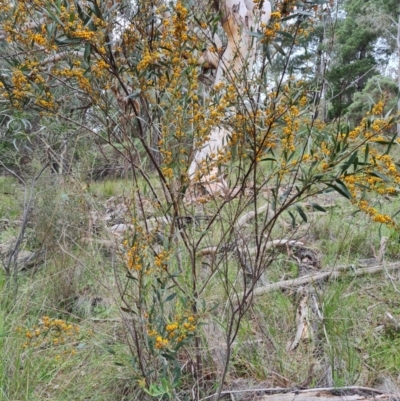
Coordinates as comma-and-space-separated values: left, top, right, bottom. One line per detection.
1, 173, 400, 399
0, 177, 20, 242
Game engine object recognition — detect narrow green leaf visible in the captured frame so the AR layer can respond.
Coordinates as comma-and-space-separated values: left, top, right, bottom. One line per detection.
164, 292, 176, 302
272, 41, 286, 56
127, 89, 141, 99
91, 0, 102, 17
55, 36, 81, 45
84, 42, 91, 63
247, 30, 264, 39
105, 346, 115, 355
341, 151, 358, 173
310, 202, 327, 212
383, 133, 398, 156
369, 171, 390, 182
44, 7, 64, 25
280, 14, 300, 22
264, 44, 272, 63
325, 182, 351, 199
277, 30, 294, 39
364, 144, 369, 164
161, 352, 175, 361
295, 205, 307, 223
288, 210, 296, 228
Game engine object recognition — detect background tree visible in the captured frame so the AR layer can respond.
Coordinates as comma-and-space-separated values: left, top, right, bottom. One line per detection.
357, 0, 400, 134
346, 75, 398, 124
326, 0, 383, 119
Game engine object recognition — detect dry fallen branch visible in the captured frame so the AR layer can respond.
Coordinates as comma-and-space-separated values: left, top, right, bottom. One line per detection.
198, 239, 304, 257
238, 261, 400, 299
287, 293, 312, 351
257, 390, 398, 401
200, 386, 396, 401
235, 203, 273, 228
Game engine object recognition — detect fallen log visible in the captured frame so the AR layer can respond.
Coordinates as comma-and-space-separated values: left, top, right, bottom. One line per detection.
257, 388, 399, 401
200, 386, 399, 401
237, 261, 400, 299
198, 239, 304, 257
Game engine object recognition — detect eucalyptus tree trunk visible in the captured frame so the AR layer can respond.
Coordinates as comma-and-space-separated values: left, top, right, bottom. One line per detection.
397, 14, 400, 136
189, 0, 271, 194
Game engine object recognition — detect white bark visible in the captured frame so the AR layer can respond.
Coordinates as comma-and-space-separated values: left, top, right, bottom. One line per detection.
397, 14, 400, 136
190, 0, 271, 192
215, 0, 270, 85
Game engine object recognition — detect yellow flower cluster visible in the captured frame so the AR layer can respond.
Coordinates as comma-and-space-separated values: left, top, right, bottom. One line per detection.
371, 101, 384, 115
72, 29, 96, 41
31, 33, 46, 46
18, 316, 81, 351
125, 242, 142, 271
137, 48, 161, 72
377, 154, 399, 176
155, 335, 169, 349
281, 105, 299, 152
147, 314, 197, 350
349, 102, 392, 140
161, 167, 174, 179
262, 11, 281, 40
154, 250, 170, 270
271, 11, 282, 19
91, 60, 110, 79
58, 4, 104, 45
35, 92, 56, 110
54, 68, 93, 95
320, 141, 330, 155
11, 69, 31, 100
166, 323, 179, 332
172, 3, 189, 41
358, 200, 394, 227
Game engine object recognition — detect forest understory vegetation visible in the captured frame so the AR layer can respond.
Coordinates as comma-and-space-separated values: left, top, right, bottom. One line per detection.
1, 0, 400, 399
1, 170, 400, 400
